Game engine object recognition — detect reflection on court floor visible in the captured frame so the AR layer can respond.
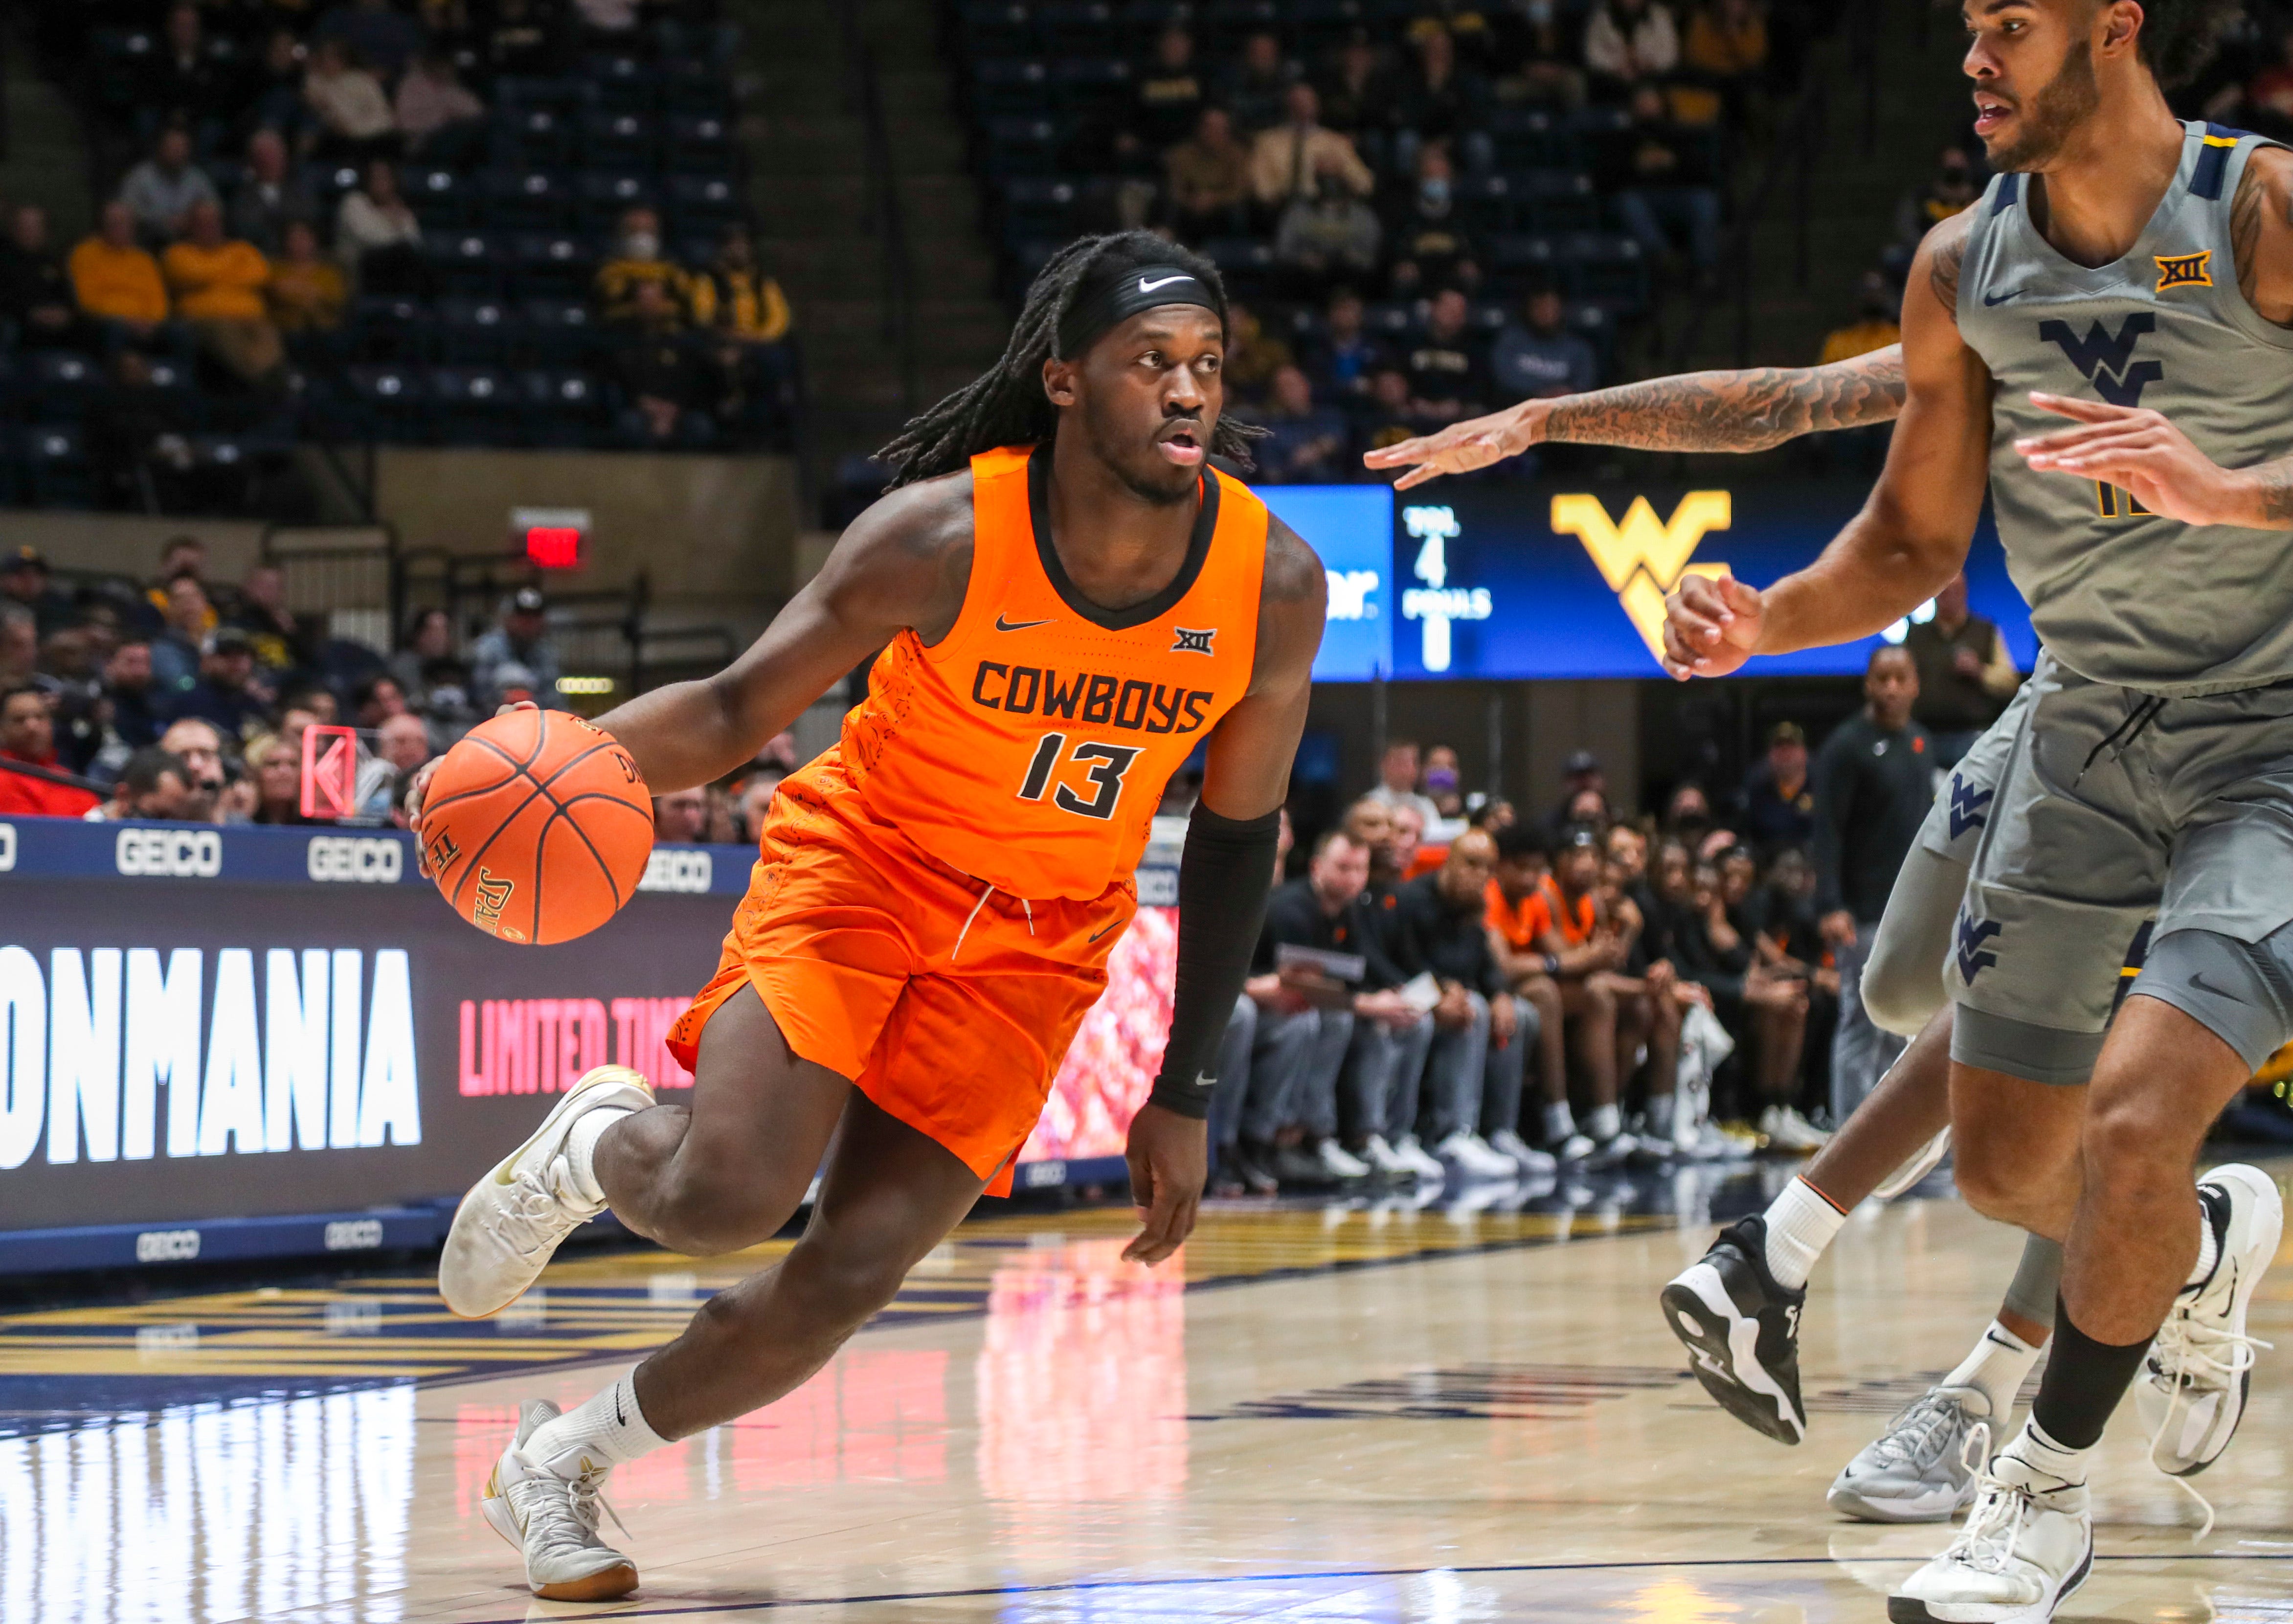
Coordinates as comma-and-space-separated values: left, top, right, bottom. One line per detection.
6, 1165, 2292, 1623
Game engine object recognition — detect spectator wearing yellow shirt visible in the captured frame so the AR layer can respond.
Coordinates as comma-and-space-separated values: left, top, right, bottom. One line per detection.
594, 207, 687, 323
1817, 271, 1901, 365
162, 200, 284, 386
267, 221, 348, 343
686, 226, 791, 345
70, 201, 180, 358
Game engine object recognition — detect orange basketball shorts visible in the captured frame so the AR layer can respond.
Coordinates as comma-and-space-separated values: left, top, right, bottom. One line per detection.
667, 754, 1135, 1196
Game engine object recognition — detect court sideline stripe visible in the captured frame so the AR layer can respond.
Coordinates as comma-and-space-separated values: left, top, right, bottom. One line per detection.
442, 1550, 2293, 1623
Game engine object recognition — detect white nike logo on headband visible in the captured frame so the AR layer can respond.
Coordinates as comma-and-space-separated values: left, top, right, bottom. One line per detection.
1137, 274, 1192, 292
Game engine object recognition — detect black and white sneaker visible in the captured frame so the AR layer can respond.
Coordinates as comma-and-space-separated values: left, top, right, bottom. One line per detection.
1660, 1215, 1808, 1444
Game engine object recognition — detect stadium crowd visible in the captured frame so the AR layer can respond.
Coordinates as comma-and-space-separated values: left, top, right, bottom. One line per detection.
0, 0, 793, 512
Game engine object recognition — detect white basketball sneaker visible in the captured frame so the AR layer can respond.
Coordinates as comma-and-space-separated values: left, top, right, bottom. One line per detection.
1488, 1128, 1558, 1175
1888, 1446, 2091, 1624
2139, 1163, 2282, 1476
483, 1400, 638, 1601
1828, 1384, 1990, 1523
440, 1065, 654, 1317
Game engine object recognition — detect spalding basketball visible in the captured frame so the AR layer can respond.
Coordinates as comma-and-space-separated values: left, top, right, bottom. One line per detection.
422, 709, 654, 945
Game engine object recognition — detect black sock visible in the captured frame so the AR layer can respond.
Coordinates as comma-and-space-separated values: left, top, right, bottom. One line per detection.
2029, 1293, 2152, 1450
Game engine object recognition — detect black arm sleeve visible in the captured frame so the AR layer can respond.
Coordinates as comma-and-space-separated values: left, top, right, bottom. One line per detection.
1146, 802, 1283, 1120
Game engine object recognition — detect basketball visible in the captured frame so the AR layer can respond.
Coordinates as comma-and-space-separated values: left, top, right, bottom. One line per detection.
420, 708, 655, 946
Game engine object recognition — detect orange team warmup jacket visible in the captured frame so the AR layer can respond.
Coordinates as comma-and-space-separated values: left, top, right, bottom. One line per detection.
670, 444, 1269, 1191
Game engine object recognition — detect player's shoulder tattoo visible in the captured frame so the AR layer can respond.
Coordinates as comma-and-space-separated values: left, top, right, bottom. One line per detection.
2229, 144, 2293, 325
1925, 208, 1976, 316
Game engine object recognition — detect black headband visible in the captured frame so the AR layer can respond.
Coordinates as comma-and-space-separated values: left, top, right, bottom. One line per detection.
1056, 264, 1223, 359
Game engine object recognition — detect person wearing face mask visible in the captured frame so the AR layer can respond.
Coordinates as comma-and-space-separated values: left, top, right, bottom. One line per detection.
1385, 145, 1483, 297
1890, 146, 1981, 260
595, 207, 689, 325
1420, 743, 1469, 843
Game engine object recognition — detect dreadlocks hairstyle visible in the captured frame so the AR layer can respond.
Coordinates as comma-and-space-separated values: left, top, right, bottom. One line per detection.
875, 230, 1267, 489
2138, 0, 2238, 88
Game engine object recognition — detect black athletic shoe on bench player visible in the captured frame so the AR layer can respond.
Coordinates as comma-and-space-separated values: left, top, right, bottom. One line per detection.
1660, 1215, 1808, 1444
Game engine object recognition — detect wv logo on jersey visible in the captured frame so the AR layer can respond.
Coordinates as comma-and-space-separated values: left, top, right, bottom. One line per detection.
1550, 491, 1732, 663
1947, 775, 1994, 840
2037, 312, 2161, 406
1955, 913, 2002, 983
2155, 250, 2212, 292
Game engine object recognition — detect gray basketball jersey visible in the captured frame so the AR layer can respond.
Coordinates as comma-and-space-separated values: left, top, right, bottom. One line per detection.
1956, 121, 2293, 696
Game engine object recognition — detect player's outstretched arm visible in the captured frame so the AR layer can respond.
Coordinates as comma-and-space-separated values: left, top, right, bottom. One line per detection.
585, 474, 976, 793
1661, 217, 1988, 679
1122, 517, 1326, 1265
1361, 346, 1906, 488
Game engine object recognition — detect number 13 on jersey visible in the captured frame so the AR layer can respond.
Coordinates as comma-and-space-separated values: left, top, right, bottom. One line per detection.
1017, 732, 1144, 820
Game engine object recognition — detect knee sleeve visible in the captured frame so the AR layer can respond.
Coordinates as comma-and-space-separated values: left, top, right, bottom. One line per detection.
1863, 847, 1967, 1037
2131, 925, 2293, 1072
2001, 1235, 2062, 1330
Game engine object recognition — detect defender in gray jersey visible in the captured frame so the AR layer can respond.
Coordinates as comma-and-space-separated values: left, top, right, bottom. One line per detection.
1665, 2, 2286, 1618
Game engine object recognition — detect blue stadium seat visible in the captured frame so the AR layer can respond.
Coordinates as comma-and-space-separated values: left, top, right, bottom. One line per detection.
1290, 0, 1370, 48
1515, 169, 1601, 233
1051, 58, 1131, 115
960, 2, 1039, 57
480, 169, 576, 232
663, 114, 733, 174
1036, 2, 1119, 56
19, 426, 92, 508
1455, 173, 1518, 233
1119, 0, 1196, 31
1489, 232, 1558, 279
665, 175, 740, 236
26, 352, 98, 423
1201, 0, 1281, 48
517, 300, 598, 367
1556, 232, 1649, 313
577, 171, 654, 234
515, 370, 605, 447
436, 296, 518, 365
405, 167, 467, 228
983, 117, 1063, 175
349, 294, 430, 362
1199, 236, 1273, 297
427, 367, 517, 443
346, 365, 427, 439
89, 30, 156, 113
997, 176, 1080, 237
495, 76, 592, 113
586, 53, 659, 113
491, 107, 576, 170
657, 60, 733, 116
510, 234, 595, 298
425, 228, 506, 296
971, 59, 1054, 116
1487, 109, 1578, 172
580, 109, 655, 170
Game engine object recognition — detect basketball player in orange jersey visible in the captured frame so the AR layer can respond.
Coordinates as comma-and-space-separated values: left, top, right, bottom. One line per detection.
408, 231, 1326, 1601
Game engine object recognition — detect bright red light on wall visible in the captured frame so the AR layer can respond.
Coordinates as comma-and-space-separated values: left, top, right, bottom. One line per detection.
525, 526, 582, 568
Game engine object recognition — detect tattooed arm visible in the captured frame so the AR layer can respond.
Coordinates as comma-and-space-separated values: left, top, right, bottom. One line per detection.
2014, 146, 2293, 528
1361, 346, 1906, 488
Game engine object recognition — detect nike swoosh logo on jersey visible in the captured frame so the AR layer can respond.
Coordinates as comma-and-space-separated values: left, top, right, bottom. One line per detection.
1138, 274, 1192, 292
1087, 919, 1121, 943
1982, 288, 2022, 306
994, 614, 1054, 632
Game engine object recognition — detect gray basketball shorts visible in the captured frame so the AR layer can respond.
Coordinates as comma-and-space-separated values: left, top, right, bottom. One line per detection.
1947, 655, 2293, 1083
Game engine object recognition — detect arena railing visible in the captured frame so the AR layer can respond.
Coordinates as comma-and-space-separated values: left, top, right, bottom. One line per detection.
843, 4, 919, 417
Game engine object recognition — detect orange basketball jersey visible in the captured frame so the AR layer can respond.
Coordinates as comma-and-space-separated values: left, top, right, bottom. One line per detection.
834, 443, 1267, 902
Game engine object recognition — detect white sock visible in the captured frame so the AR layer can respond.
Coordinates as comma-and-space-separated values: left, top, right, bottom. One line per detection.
524, 1369, 671, 1476
2004, 1417, 2090, 1488
1943, 1319, 2044, 1421
2186, 1192, 2223, 1288
1586, 1103, 1621, 1141
1544, 1102, 1576, 1144
1646, 1093, 1675, 1138
563, 1107, 635, 1207
1761, 1175, 1847, 1290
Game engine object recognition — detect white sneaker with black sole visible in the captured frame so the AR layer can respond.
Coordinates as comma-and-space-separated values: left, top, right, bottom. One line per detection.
2138, 1162, 2282, 1476
1659, 1214, 1807, 1444
1436, 1128, 1519, 1180
1888, 1448, 2091, 1624
1389, 1133, 1445, 1181
440, 1065, 654, 1318
1828, 1384, 1991, 1523
482, 1400, 639, 1601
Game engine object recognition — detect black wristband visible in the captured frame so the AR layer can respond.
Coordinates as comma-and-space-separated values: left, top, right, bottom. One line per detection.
1146, 801, 1282, 1119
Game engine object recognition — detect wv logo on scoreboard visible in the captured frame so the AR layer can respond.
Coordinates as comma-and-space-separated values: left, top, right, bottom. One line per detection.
1550, 492, 1733, 663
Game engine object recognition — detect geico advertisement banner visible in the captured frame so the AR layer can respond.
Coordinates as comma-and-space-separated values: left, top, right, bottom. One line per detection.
0, 874, 730, 1232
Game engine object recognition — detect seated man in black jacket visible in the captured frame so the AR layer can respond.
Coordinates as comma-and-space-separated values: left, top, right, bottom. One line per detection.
1232, 827, 1409, 1191
1391, 828, 1541, 1178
